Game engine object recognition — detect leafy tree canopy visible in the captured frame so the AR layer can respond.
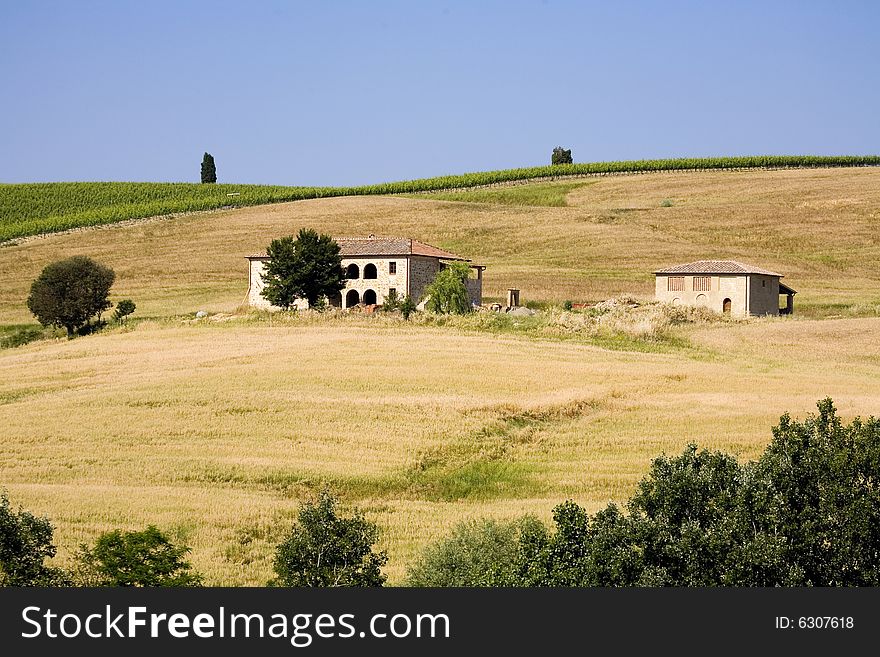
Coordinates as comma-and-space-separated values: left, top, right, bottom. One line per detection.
27, 256, 115, 338
0, 493, 68, 586
75, 526, 202, 587
270, 490, 387, 587
261, 229, 346, 309
551, 147, 573, 165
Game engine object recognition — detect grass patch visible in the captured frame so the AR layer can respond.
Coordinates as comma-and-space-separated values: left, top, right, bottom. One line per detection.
406, 180, 594, 207
0, 324, 54, 349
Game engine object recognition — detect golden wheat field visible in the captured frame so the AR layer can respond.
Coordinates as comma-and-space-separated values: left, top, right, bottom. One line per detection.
1, 167, 880, 584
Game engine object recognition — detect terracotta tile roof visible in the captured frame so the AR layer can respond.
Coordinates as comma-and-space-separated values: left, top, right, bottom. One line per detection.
247, 237, 469, 261
654, 260, 783, 277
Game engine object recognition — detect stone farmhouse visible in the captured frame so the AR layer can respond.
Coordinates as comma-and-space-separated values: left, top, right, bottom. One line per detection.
654, 260, 796, 317
246, 236, 484, 310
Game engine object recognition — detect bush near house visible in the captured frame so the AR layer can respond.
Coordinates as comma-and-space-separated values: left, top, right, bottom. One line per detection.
424, 261, 472, 314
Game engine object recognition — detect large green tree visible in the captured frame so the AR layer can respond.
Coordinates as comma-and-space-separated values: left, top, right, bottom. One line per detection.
200, 152, 217, 183
75, 526, 202, 587
424, 261, 472, 314
27, 256, 115, 338
260, 229, 346, 309
270, 490, 387, 587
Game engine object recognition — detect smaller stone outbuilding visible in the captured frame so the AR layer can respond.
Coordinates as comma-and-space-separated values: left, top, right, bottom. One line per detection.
654, 260, 796, 317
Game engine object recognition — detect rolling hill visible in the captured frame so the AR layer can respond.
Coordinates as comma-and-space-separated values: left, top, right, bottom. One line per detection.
1, 165, 880, 584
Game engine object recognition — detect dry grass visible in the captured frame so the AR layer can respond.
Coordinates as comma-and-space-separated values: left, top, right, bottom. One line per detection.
2, 167, 880, 584
2, 314, 880, 584
2, 167, 880, 324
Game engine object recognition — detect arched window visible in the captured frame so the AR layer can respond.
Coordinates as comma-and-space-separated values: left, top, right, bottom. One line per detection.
345, 289, 360, 308
363, 289, 377, 305
346, 263, 360, 279
723, 298, 732, 314
363, 263, 378, 279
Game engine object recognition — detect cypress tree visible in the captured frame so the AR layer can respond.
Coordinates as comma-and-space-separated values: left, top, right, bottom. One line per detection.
200, 152, 217, 183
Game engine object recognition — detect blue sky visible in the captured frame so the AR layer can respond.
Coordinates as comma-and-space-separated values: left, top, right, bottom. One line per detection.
1, 0, 877, 185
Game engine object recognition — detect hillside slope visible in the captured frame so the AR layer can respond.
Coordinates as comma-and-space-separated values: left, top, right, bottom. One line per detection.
2, 166, 879, 323
2, 155, 878, 241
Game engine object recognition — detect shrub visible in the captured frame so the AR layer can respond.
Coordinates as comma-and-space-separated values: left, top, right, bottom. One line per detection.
400, 295, 417, 320
562, 300, 573, 311
381, 289, 401, 311
27, 256, 115, 338
75, 526, 202, 587
113, 299, 136, 322
261, 229, 346, 309
424, 261, 472, 315
0, 493, 68, 586
660, 198, 673, 207
406, 517, 542, 586
270, 490, 387, 587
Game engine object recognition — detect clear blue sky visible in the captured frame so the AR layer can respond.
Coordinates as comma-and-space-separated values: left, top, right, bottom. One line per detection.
1, 0, 877, 186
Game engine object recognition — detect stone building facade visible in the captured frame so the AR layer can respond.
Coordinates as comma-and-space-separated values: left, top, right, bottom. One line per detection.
246, 237, 484, 310
654, 260, 796, 317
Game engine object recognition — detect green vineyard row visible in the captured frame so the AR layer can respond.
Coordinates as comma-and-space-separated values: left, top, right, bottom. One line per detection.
2, 155, 878, 242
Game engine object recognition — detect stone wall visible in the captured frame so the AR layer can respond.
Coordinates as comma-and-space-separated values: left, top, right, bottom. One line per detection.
409, 256, 443, 303
339, 256, 407, 307
748, 274, 781, 316
655, 274, 751, 317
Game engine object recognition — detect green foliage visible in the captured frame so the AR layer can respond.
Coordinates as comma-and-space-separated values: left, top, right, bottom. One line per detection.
200, 152, 217, 184
3, 156, 879, 242
400, 295, 417, 320
414, 180, 591, 207
660, 198, 673, 207
382, 291, 417, 320
0, 493, 68, 586
270, 490, 387, 587
406, 517, 543, 586
261, 229, 346, 309
381, 289, 401, 311
551, 146, 573, 165
562, 300, 573, 311
753, 398, 880, 585
113, 299, 136, 322
0, 325, 46, 349
416, 399, 880, 587
424, 261, 472, 314
75, 526, 202, 587
27, 256, 115, 338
